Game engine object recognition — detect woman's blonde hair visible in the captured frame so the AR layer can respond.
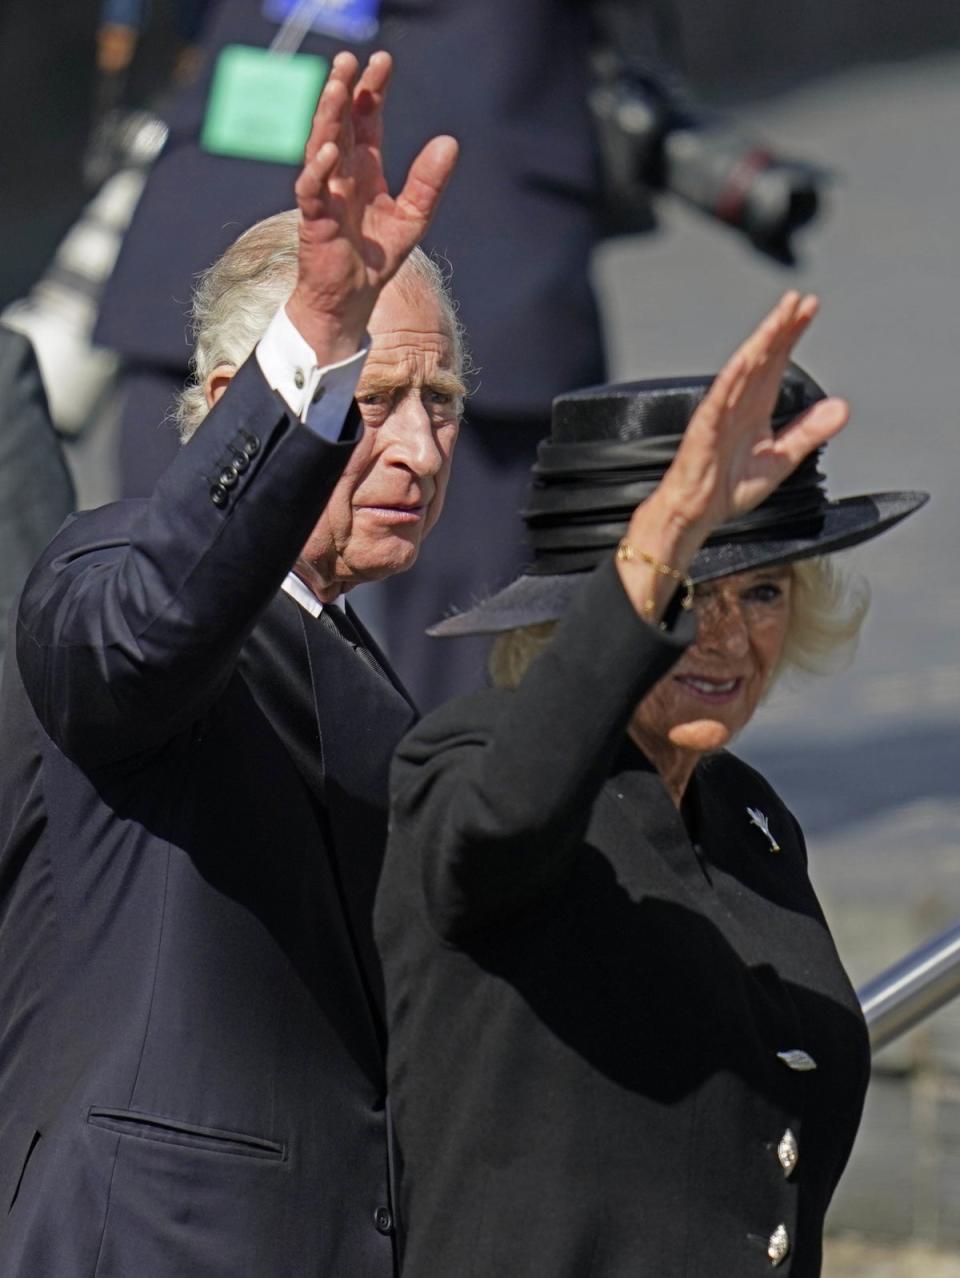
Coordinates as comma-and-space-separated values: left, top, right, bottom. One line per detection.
175, 208, 465, 442
489, 556, 870, 690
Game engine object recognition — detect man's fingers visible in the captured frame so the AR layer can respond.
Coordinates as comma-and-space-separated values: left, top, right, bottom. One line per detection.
353, 51, 392, 150
302, 69, 351, 167
294, 141, 340, 216
394, 134, 460, 230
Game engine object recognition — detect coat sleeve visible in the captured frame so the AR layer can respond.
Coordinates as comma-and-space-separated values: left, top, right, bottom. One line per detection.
389, 556, 694, 941
15, 355, 358, 768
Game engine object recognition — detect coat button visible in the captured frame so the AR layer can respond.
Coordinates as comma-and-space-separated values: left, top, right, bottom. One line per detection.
373, 1206, 393, 1235
768, 1223, 790, 1266
210, 484, 228, 508
242, 434, 260, 458
232, 450, 249, 473
218, 465, 238, 487
777, 1128, 799, 1177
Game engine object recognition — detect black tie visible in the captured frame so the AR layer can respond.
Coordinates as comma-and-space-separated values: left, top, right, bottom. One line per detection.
319, 604, 388, 681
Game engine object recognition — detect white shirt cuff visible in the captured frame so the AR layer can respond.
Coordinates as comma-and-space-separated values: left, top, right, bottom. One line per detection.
256, 305, 370, 442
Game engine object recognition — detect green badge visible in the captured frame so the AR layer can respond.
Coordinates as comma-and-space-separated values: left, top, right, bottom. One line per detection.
201, 44, 329, 165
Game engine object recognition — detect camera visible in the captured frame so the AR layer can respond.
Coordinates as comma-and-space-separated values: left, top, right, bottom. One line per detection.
590, 54, 827, 265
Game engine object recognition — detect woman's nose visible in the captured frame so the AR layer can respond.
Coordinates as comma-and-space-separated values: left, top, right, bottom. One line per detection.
694, 592, 750, 657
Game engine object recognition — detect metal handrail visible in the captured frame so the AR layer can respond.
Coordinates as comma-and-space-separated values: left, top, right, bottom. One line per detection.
857, 920, 960, 1053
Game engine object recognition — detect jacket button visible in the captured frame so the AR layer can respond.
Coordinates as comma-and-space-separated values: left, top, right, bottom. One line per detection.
243, 435, 260, 458
768, 1223, 790, 1266
373, 1206, 393, 1235
232, 450, 249, 473
210, 484, 228, 508
218, 465, 239, 487
777, 1128, 799, 1176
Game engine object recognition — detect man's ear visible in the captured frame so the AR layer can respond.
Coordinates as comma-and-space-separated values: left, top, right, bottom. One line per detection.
204, 365, 237, 410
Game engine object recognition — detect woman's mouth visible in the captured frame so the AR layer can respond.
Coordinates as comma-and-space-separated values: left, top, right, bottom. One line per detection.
673, 674, 742, 704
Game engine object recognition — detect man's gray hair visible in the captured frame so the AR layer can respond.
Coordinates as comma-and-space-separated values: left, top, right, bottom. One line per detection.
175, 208, 465, 442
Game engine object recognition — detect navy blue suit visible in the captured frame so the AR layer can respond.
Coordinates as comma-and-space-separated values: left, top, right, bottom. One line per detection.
0, 358, 412, 1275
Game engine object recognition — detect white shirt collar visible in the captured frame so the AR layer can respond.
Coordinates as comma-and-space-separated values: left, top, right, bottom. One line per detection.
281, 571, 343, 617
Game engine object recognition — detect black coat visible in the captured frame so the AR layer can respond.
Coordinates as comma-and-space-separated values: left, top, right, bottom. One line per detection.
374, 557, 871, 1277
0, 357, 413, 1276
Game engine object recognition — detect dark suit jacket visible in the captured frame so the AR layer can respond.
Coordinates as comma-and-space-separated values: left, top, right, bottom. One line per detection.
375, 557, 871, 1277
0, 326, 74, 676
94, 0, 606, 418
0, 357, 413, 1276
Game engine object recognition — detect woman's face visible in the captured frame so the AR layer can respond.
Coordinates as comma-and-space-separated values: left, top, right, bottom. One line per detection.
631, 566, 793, 758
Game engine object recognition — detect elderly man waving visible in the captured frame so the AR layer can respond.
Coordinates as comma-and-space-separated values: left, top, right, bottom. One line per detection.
0, 53, 458, 1278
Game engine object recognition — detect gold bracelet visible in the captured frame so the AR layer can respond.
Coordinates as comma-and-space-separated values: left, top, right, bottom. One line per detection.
615, 540, 695, 615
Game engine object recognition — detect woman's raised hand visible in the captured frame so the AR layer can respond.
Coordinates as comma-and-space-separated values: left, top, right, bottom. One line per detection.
661, 291, 849, 541
286, 51, 459, 362
619, 292, 849, 621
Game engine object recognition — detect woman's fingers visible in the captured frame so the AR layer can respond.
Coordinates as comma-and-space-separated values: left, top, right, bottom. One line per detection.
772, 396, 850, 470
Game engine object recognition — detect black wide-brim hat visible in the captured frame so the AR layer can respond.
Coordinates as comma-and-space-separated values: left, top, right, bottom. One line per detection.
431, 365, 928, 637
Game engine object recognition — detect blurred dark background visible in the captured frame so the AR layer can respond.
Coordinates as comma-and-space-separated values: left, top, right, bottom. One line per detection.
3, 0, 960, 309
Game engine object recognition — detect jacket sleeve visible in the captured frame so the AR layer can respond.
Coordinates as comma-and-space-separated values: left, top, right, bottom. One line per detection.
16, 355, 358, 768
389, 556, 694, 941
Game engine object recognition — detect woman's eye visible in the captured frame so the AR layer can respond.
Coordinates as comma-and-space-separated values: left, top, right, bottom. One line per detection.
744, 582, 783, 605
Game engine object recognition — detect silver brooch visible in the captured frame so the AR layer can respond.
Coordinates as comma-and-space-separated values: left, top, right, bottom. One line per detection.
746, 806, 780, 853
776, 1048, 818, 1072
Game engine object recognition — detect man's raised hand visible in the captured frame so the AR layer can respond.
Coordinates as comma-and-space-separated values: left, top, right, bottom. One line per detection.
286, 51, 459, 362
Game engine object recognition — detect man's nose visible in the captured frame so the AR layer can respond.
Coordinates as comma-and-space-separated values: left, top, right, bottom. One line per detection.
388, 394, 444, 476
694, 592, 750, 657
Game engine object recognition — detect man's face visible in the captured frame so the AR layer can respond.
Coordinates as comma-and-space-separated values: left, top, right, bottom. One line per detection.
298, 279, 464, 599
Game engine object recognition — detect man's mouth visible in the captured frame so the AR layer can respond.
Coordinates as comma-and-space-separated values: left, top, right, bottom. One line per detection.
673, 674, 742, 704
355, 503, 426, 523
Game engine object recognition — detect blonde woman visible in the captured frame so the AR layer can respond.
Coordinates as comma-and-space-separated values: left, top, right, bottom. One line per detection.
374, 294, 927, 1277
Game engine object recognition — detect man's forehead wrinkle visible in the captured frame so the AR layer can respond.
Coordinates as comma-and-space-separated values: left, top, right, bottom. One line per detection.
367, 325, 453, 351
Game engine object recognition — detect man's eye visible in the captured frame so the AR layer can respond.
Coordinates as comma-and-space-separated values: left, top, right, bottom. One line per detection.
358, 393, 389, 406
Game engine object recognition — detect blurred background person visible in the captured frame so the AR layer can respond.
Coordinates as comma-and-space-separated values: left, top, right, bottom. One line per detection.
83, 0, 826, 709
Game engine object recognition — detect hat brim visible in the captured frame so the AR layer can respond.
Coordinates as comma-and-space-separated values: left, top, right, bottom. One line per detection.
429, 491, 928, 637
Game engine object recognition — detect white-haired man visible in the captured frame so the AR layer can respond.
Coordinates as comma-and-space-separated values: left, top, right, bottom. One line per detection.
0, 53, 458, 1277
